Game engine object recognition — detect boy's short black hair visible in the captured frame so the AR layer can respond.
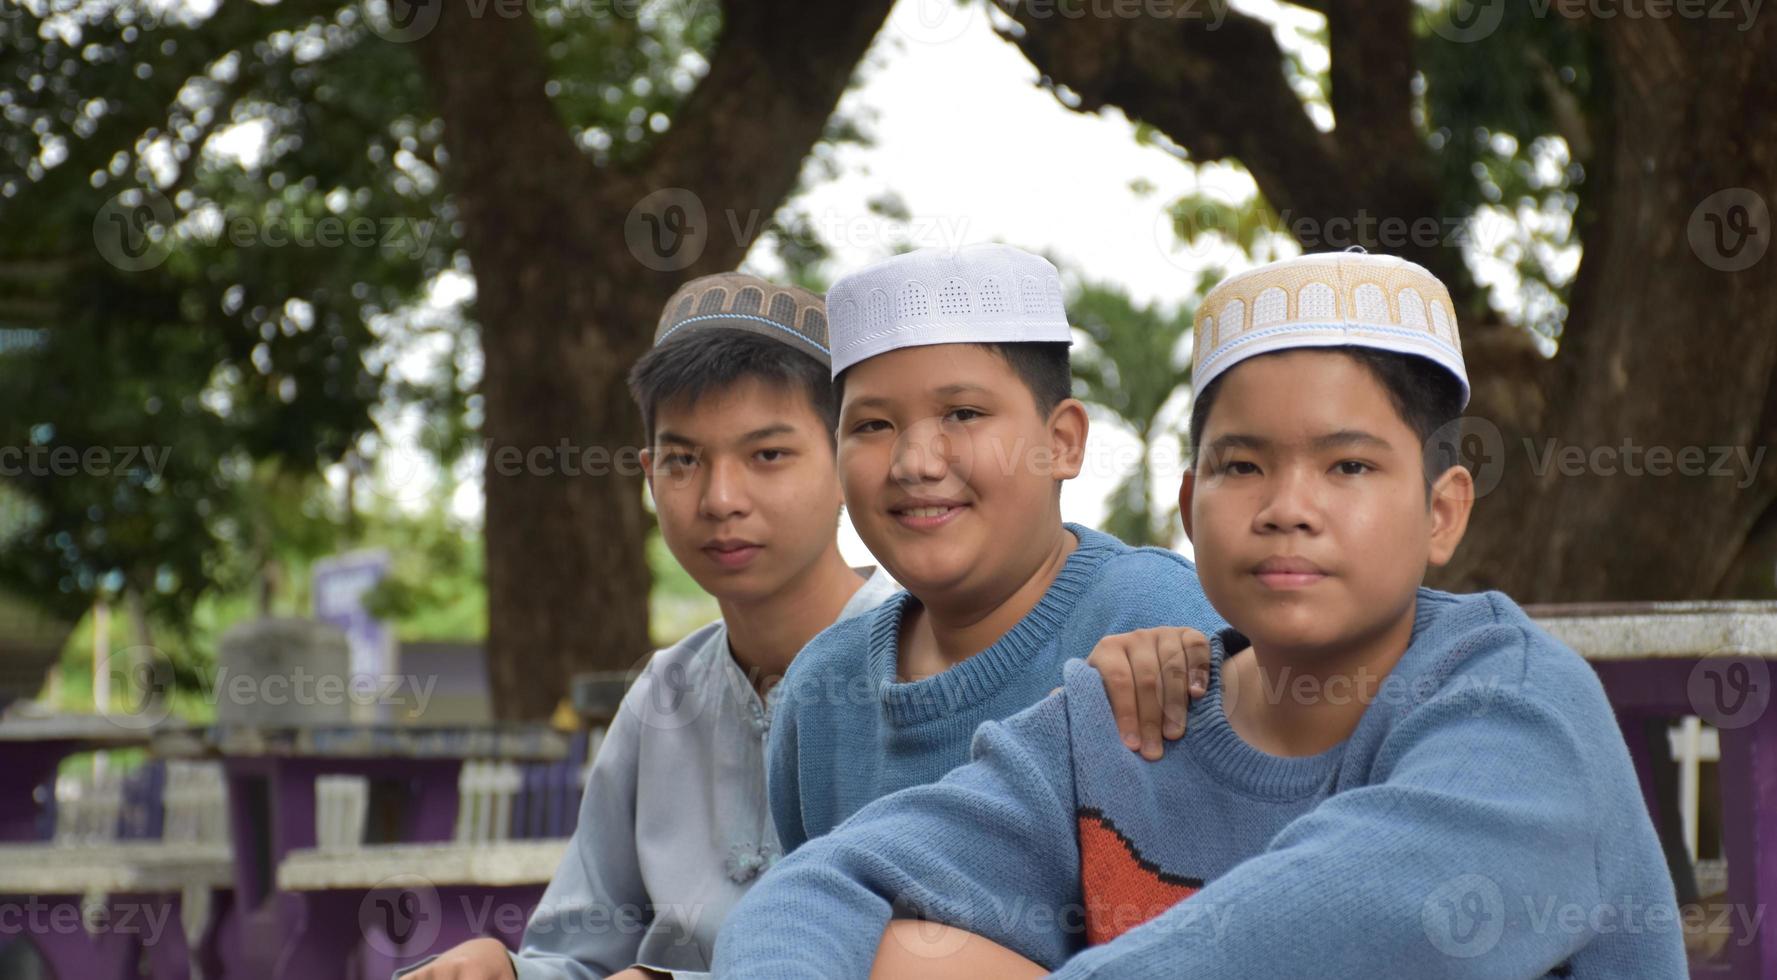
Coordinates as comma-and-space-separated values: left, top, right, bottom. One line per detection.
834, 341, 1073, 418
1188, 346, 1465, 489
628, 328, 839, 447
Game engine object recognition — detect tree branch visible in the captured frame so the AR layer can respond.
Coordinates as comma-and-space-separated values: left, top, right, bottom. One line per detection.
407, 0, 598, 243
634, 0, 897, 276
992, 0, 1474, 305
995, 0, 1341, 219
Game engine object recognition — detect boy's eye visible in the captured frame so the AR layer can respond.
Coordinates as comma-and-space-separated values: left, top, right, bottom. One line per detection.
1224, 460, 1260, 476
756, 449, 790, 464
945, 407, 984, 423
658, 453, 696, 470
850, 419, 890, 435
1334, 460, 1372, 476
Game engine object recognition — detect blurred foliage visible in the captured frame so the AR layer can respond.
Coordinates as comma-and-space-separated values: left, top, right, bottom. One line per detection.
0, 0, 872, 660
1415, 0, 1596, 339
40, 493, 718, 714
0, 0, 469, 633
1156, 1, 1597, 339
1067, 272, 1217, 548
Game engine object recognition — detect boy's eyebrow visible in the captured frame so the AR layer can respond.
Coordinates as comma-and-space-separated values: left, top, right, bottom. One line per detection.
1205, 430, 1393, 453
846, 382, 994, 413
740, 423, 798, 442
934, 382, 992, 399
1311, 429, 1393, 451
843, 396, 885, 414
1204, 433, 1268, 454
654, 423, 799, 447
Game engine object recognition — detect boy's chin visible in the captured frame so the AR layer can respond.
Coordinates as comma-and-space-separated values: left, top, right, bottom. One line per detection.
687, 565, 782, 604
1234, 614, 1348, 657
878, 554, 975, 597
1241, 615, 1391, 662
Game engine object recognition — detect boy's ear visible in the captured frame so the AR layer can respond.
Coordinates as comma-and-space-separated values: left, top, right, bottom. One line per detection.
1046, 397, 1090, 481
1177, 469, 1196, 544
639, 447, 657, 498
1426, 463, 1475, 567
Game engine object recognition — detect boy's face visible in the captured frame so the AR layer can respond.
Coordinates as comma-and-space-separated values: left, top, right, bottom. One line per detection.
1180, 350, 1472, 659
837, 343, 1086, 603
642, 377, 844, 604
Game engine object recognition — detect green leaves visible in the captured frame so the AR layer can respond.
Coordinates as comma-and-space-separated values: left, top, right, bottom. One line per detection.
1068, 275, 1207, 548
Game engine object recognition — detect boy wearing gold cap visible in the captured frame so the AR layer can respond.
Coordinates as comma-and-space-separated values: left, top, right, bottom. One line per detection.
712, 252, 1686, 978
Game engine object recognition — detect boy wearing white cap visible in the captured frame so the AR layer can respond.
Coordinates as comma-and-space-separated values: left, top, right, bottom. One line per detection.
763, 243, 1226, 856
713, 251, 1686, 978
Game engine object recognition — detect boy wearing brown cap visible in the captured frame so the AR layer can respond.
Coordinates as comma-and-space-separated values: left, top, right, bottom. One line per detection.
402, 274, 897, 980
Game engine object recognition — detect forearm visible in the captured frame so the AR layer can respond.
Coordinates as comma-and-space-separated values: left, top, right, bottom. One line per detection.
870, 921, 1047, 980
717, 697, 1083, 977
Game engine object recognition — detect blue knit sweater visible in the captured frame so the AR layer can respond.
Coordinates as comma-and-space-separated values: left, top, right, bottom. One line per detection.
765, 523, 1225, 855
719, 589, 1687, 978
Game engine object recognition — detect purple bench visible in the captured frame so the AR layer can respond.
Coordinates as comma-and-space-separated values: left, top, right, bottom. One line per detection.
1533, 600, 1777, 980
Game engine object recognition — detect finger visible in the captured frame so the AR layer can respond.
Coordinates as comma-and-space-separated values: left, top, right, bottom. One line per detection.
1130, 638, 1164, 760
1093, 644, 1142, 751
1180, 627, 1212, 697
1158, 630, 1190, 741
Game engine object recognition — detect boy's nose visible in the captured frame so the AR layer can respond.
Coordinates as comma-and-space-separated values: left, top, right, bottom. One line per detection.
700, 456, 752, 519
1253, 470, 1321, 533
889, 417, 959, 486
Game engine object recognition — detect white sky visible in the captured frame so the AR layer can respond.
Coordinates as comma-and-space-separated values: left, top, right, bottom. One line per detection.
364, 0, 1528, 567
771, 2, 1243, 562
381, 0, 1305, 560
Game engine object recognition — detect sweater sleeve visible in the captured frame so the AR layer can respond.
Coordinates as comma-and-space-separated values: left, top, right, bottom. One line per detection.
765, 662, 809, 856
1076, 549, 1226, 647
1050, 629, 1661, 979
713, 691, 1084, 979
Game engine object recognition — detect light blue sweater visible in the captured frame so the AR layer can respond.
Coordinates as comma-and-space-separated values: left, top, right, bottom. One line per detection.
766, 523, 1225, 854
717, 589, 1687, 978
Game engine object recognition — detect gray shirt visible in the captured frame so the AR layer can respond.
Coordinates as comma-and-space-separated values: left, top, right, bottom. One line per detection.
399, 567, 897, 979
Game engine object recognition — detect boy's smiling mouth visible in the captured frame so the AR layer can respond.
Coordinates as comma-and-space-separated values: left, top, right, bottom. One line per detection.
889, 497, 970, 530
1252, 555, 1328, 590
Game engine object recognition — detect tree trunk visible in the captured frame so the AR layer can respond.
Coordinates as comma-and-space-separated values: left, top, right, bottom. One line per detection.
994, 0, 1777, 603
1439, 12, 1777, 601
409, 0, 893, 719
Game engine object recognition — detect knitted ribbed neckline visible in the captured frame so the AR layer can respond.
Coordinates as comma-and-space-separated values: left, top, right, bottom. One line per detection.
866, 524, 1115, 729
1184, 629, 1346, 800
